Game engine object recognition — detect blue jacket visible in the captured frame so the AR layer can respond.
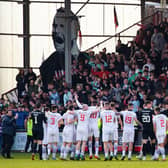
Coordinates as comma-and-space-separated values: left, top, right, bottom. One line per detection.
2, 115, 16, 136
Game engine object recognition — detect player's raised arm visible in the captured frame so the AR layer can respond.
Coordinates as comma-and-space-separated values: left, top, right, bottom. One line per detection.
74, 93, 83, 109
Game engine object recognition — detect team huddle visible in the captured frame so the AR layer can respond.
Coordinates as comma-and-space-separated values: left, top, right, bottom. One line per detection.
30, 96, 168, 161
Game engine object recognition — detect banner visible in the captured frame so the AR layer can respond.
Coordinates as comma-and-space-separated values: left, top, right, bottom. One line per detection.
12, 131, 142, 152
12, 132, 27, 151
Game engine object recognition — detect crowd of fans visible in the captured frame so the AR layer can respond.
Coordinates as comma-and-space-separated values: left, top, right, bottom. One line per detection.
1, 19, 168, 144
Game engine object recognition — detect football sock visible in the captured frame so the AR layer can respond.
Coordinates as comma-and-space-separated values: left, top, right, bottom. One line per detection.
154, 147, 159, 159
88, 141, 92, 156
122, 150, 126, 156
60, 145, 65, 158
33, 143, 37, 154
52, 144, 57, 158
142, 143, 147, 156
159, 146, 165, 159
70, 145, 75, 157
48, 144, 51, 156
64, 146, 70, 159
75, 150, 80, 155
110, 151, 113, 156
39, 144, 42, 160
81, 151, 85, 156
151, 143, 156, 156
128, 151, 132, 158
95, 141, 99, 156
105, 152, 108, 158
114, 143, 118, 156
42, 145, 47, 160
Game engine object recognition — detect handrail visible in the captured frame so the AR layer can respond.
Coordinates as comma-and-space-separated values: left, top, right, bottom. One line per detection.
0, 32, 135, 38
0, 66, 39, 69
85, 11, 160, 52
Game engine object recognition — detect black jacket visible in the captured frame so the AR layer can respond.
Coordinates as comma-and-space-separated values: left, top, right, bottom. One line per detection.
2, 115, 16, 136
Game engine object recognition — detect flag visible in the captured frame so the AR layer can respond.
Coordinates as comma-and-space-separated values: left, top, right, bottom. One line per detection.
78, 30, 82, 49
114, 6, 119, 29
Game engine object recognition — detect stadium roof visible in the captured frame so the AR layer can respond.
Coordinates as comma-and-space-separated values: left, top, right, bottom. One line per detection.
147, 0, 168, 2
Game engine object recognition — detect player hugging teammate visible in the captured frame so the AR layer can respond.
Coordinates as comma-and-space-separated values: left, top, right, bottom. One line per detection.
29, 99, 168, 161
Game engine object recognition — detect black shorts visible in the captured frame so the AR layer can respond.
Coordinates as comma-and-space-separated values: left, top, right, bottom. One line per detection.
142, 129, 155, 140
32, 127, 43, 140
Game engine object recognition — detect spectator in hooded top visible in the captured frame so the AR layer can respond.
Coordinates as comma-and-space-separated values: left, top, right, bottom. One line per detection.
161, 47, 168, 73
116, 39, 129, 57
27, 80, 39, 97
151, 26, 166, 52
142, 58, 155, 72
49, 89, 60, 105
25, 68, 37, 87
63, 88, 73, 107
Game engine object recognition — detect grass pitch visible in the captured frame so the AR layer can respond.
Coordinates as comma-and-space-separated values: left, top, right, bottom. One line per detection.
0, 153, 168, 168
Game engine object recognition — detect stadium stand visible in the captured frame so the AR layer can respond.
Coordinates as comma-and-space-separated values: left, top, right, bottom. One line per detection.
0, 10, 168, 155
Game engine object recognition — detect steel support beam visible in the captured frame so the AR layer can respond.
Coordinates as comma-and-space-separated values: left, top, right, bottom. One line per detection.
141, 0, 145, 24
65, 0, 72, 87
23, 0, 30, 68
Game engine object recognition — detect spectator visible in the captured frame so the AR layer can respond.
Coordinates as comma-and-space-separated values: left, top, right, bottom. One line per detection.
161, 50, 168, 73
153, 91, 163, 108
131, 94, 140, 113
142, 58, 155, 72
49, 89, 60, 105
76, 84, 88, 104
27, 80, 39, 97
63, 88, 73, 107
135, 29, 144, 48
40, 92, 50, 106
116, 39, 128, 57
151, 26, 166, 52
0, 109, 6, 151
25, 68, 37, 86
113, 83, 122, 103
16, 69, 26, 100
134, 50, 146, 69
100, 89, 111, 102
91, 64, 110, 80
